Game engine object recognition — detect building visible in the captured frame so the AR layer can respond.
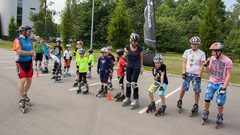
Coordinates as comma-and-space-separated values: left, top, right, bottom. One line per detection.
0, 0, 40, 38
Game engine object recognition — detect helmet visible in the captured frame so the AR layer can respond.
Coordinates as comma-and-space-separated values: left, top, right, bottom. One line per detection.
116, 48, 124, 56
56, 38, 61, 43
18, 25, 32, 36
66, 44, 71, 47
209, 42, 224, 51
77, 40, 83, 45
78, 48, 85, 54
101, 47, 108, 53
130, 33, 140, 42
107, 46, 113, 51
189, 36, 201, 45
153, 54, 164, 63
88, 49, 93, 53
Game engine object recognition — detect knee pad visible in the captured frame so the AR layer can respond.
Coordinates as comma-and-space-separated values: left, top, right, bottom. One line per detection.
126, 81, 131, 87
205, 100, 211, 103
131, 82, 138, 89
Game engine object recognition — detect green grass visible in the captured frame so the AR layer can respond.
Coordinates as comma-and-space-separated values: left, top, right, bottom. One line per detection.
0, 40, 13, 50
0, 40, 239, 84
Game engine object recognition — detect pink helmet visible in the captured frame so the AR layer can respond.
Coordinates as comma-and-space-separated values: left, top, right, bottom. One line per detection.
209, 42, 224, 51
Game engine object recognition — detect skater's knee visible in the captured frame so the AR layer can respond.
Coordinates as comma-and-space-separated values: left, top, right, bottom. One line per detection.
126, 81, 131, 87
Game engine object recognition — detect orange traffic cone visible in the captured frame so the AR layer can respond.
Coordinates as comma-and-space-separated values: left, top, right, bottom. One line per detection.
36, 70, 40, 77
106, 90, 112, 101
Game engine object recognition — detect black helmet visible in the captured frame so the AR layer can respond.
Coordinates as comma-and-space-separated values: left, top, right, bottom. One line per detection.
130, 33, 140, 42
88, 49, 93, 53
18, 25, 32, 34
116, 48, 124, 56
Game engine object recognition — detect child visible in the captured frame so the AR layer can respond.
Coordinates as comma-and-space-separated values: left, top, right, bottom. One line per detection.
107, 46, 116, 90
42, 39, 50, 73
201, 42, 233, 128
87, 49, 95, 78
146, 55, 168, 116
114, 48, 126, 102
63, 44, 72, 77
50, 52, 62, 83
76, 48, 89, 94
96, 47, 113, 97
73, 40, 84, 87
34, 36, 43, 70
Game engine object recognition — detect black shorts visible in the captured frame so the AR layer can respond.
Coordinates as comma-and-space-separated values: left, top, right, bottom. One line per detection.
100, 71, 109, 83
35, 53, 43, 61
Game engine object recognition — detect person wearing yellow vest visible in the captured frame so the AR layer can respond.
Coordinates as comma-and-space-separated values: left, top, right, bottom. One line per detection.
73, 40, 83, 87
87, 49, 95, 78
76, 48, 89, 94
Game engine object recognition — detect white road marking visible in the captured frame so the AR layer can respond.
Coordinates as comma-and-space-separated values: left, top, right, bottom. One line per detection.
138, 86, 182, 114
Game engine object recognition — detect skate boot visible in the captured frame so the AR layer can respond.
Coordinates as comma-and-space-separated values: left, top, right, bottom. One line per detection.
177, 99, 183, 113
77, 86, 82, 94
114, 92, 121, 99
73, 79, 78, 87
115, 94, 125, 102
108, 83, 113, 91
83, 84, 89, 95
146, 101, 156, 113
96, 89, 104, 97
215, 114, 223, 129
130, 99, 139, 110
201, 110, 209, 125
122, 97, 131, 106
23, 94, 31, 106
190, 104, 199, 117
19, 98, 26, 113
155, 105, 166, 116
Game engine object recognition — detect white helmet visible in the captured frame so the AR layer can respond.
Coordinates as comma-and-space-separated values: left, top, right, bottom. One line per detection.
189, 36, 201, 45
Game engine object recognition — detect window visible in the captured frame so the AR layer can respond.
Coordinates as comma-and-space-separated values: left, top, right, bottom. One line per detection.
17, 0, 23, 26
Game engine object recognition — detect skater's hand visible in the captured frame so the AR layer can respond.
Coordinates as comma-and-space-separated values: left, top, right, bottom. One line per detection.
182, 73, 187, 80
140, 65, 144, 74
195, 77, 201, 83
219, 87, 226, 94
159, 86, 164, 91
97, 70, 99, 74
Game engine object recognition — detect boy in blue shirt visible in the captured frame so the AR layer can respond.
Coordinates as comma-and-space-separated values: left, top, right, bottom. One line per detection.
42, 40, 50, 73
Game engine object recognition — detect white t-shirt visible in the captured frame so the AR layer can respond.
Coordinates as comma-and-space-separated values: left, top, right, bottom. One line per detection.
182, 49, 206, 74
64, 50, 72, 60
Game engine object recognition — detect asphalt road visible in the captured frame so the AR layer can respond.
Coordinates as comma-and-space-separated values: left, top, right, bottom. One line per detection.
0, 48, 240, 135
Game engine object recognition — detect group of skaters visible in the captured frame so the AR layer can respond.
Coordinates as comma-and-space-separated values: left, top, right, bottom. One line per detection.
13, 25, 233, 128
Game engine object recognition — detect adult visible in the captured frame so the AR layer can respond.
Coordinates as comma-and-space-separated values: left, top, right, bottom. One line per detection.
122, 33, 143, 110
13, 25, 35, 109
176, 36, 206, 116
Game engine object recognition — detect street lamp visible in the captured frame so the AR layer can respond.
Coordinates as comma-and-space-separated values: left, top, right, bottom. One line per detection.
90, 0, 94, 49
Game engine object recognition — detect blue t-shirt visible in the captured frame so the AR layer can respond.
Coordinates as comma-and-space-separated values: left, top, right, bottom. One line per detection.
97, 56, 112, 72
43, 44, 49, 56
125, 45, 142, 68
17, 37, 33, 62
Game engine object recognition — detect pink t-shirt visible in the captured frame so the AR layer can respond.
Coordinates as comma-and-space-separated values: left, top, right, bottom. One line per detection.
209, 55, 233, 83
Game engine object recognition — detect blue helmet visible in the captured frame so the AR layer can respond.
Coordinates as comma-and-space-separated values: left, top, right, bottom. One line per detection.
78, 48, 85, 54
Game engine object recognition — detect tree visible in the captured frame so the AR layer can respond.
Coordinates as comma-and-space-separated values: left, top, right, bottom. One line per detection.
199, 0, 223, 56
107, 0, 132, 49
30, 0, 58, 39
61, 0, 73, 46
8, 17, 18, 40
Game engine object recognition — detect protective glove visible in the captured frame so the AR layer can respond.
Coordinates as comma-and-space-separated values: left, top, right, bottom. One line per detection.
219, 87, 226, 95
195, 77, 201, 83
159, 86, 164, 91
182, 73, 187, 80
140, 65, 144, 74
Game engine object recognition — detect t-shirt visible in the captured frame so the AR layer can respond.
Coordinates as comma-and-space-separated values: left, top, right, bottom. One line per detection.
43, 44, 49, 56
152, 64, 168, 84
64, 50, 72, 60
53, 45, 62, 59
117, 57, 127, 77
34, 41, 43, 53
13, 36, 33, 62
182, 49, 206, 74
97, 56, 112, 72
88, 54, 95, 66
125, 45, 142, 68
77, 56, 89, 73
209, 55, 233, 83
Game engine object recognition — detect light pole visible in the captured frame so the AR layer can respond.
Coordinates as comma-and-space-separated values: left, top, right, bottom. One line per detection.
90, 0, 94, 49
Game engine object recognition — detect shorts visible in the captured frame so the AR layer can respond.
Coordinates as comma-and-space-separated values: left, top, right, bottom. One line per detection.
205, 82, 226, 106
148, 83, 168, 96
118, 76, 124, 85
16, 61, 33, 78
100, 71, 109, 83
64, 59, 71, 68
35, 53, 43, 61
181, 73, 201, 93
44, 55, 49, 65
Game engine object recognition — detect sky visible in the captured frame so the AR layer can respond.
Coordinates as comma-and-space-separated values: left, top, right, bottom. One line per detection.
48, 0, 237, 24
